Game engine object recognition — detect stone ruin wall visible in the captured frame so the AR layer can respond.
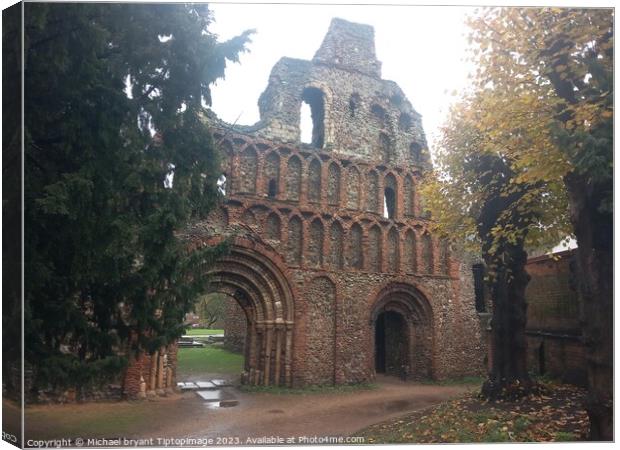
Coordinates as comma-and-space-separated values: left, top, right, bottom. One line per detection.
224, 300, 247, 354
205, 128, 486, 386
120, 17, 487, 397
199, 17, 486, 387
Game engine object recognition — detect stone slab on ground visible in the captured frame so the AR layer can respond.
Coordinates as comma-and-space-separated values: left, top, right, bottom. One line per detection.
219, 400, 239, 407
180, 383, 199, 390
195, 381, 217, 390
211, 379, 233, 387
196, 390, 222, 402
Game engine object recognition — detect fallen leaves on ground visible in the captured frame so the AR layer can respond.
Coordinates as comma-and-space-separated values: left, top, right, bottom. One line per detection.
359, 383, 588, 443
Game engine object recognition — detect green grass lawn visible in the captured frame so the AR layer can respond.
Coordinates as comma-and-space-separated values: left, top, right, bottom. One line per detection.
22, 400, 171, 440
184, 328, 223, 335
177, 345, 243, 375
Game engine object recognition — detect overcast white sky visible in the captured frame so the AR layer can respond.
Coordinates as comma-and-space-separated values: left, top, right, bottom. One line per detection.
207, 3, 477, 153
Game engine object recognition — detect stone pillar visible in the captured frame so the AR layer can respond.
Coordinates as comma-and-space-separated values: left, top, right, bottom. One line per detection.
148, 351, 157, 395
263, 327, 274, 386
247, 323, 257, 384
156, 348, 165, 394
285, 325, 293, 387
277, 155, 287, 200
254, 328, 263, 385
122, 353, 146, 399
138, 376, 147, 399
274, 326, 283, 386
256, 153, 266, 195
320, 162, 328, 208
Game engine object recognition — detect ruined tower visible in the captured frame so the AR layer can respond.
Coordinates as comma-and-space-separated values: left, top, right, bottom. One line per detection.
157, 18, 486, 391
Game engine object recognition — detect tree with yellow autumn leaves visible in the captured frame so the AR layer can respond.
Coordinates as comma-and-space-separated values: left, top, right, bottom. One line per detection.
424, 8, 612, 440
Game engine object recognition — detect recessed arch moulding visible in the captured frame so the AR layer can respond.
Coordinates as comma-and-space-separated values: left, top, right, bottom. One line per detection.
202, 236, 296, 387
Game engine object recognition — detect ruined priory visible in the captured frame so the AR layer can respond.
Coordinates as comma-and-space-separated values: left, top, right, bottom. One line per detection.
122, 18, 487, 397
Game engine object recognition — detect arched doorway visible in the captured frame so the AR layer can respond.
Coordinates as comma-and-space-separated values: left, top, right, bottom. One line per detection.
371, 283, 434, 381
374, 310, 409, 376
177, 292, 248, 385
200, 241, 295, 387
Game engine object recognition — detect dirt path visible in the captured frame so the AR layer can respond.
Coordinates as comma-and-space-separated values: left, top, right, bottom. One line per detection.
23, 377, 476, 445
146, 377, 475, 443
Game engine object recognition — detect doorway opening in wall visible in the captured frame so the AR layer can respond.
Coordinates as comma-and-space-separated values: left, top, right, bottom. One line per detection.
177, 292, 247, 386
374, 310, 409, 378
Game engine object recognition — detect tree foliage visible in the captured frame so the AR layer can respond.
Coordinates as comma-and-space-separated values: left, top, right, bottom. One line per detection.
22, 3, 252, 390
467, 8, 613, 440
424, 90, 571, 260
425, 6, 612, 439
194, 293, 227, 329
424, 89, 563, 399
467, 7, 613, 195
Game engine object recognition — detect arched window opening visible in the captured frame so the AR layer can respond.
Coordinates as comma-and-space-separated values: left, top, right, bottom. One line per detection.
329, 222, 344, 269
300, 103, 312, 144
422, 233, 433, 273
264, 152, 280, 197
242, 209, 257, 227
308, 159, 322, 203
367, 171, 379, 213
286, 156, 302, 201
239, 147, 258, 193
405, 230, 417, 273
287, 216, 303, 266
404, 175, 414, 216
301, 87, 325, 149
440, 240, 450, 274
327, 163, 341, 205
383, 173, 397, 219
387, 228, 399, 272
266, 213, 281, 241
308, 219, 325, 268
369, 226, 382, 272
346, 167, 361, 210
267, 179, 277, 198
384, 187, 396, 219
348, 223, 364, 269
217, 173, 227, 196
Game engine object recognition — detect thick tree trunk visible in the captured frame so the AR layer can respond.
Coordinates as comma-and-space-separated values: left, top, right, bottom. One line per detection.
564, 172, 613, 441
481, 243, 536, 400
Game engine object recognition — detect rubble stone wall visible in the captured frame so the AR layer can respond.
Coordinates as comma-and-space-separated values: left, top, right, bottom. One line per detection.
120, 17, 487, 394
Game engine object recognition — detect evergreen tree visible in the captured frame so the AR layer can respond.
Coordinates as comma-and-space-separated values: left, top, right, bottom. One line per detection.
21, 3, 251, 392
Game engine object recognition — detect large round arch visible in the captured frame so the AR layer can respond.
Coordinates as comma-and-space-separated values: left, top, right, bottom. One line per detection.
370, 282, 434, 380
201, 237, 295, 387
